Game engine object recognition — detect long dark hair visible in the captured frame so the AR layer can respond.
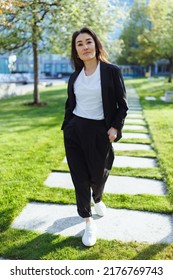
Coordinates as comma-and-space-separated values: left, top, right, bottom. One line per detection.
71, 27, 109, 70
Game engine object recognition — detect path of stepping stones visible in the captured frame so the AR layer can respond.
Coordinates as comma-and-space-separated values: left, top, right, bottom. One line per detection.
11, 86, 173, 244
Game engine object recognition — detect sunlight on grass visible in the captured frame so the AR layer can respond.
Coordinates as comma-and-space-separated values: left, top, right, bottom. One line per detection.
0, 80, 173, 260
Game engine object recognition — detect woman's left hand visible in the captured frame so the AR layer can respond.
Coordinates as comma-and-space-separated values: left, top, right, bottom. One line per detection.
107, 127, 118, 143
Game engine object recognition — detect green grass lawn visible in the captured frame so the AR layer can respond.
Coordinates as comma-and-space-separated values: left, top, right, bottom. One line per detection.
0, 79, 173, 260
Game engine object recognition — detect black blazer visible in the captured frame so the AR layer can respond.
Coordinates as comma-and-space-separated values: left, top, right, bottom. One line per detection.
61, 61, 128, 142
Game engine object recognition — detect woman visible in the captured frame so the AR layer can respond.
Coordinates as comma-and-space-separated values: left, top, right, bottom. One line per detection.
61, 27, 128, 246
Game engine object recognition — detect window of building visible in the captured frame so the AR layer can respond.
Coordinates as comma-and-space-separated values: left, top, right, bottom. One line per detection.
55, 63, 61, 73
61, 63, 67, 73
44, 63, 51, 76
0, 58, 10, 73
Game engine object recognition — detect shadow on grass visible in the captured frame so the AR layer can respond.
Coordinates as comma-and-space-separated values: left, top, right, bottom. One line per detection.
0, 208, 17, 232
0, 229, 171, 260
0, 230, 84, 260
132, 243, 168, 260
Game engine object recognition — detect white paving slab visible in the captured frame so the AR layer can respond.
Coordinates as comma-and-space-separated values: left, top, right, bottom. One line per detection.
125, 119, 146, 124
128, 111, 143, 115
112, 143, 152, 151
11, 202, 173, 243
44, 172, 73, 189
128, 106, 141, 109
127, 114, 144, 118
127, 94, 139, 98
44, 172, 166, 195
129, 108, 142, 112
123, 132, 150, 139
113, 156, 157, 168
128, 99, 140, 102
127, 103, 140, 107
128, 102, 141, 104
145, 96, 156, 101
106, 175, 166, 195
63, 154, 155, 168
124, 125, 147, 130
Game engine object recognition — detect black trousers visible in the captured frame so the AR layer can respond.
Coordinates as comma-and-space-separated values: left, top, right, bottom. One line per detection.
63, 115, 114, 218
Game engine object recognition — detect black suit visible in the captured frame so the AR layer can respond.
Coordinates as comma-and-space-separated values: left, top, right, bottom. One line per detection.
61, 61, 128, 142
62, 61, 128, 218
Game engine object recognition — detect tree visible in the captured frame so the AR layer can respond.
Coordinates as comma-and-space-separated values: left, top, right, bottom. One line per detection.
136, 0, 173, 82
117, 0, 149, 65
0, 0, 24, 26
106, 39, 124, 64
0, 0, 122, 105
0, 0, 60, 105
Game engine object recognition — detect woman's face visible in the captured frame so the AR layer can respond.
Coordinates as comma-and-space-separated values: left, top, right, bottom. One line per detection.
75, 33, 97, 62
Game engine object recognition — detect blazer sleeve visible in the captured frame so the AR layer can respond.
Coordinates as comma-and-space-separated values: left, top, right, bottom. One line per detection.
61, 75, 76, 130
61, 97, 74, 130
111, 66, 128, 130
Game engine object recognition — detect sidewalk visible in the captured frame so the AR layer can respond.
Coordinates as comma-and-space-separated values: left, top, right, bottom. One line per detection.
11, 85, 173, 244
0, 79, 66, 99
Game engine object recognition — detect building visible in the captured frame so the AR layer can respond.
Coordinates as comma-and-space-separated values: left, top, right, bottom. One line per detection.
0, 55, 10, 74
0, 53, 73, 78
0, 1, 169, 80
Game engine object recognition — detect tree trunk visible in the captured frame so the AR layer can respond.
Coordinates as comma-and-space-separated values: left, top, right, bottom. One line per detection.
31, 4, 40, 105
32, 31, 40, 104
168, 59, 173, 83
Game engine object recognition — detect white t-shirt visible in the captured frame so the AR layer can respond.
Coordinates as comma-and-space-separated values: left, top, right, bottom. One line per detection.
73, 62, 104, 120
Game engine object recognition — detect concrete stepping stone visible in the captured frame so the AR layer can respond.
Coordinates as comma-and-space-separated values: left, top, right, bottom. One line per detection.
145, 96, 156, 101
129, 104, 142, 108
44, 172, 166, 196
124, 125, 147, 130
63, 154, 156, 168
127, 100, 140, 103
44, 171, 74, 189
128, 93, 139, 98
127, 96, 138, 99
113, 156, 157, 168
128, 104, 141, 108
127, 114, 144, 119
129, 109, 142, 112
112, 143, 152, 151
11, 202, 173, 243
125, 119, 146, 124
123, 132, 150, 139
128, 103, 141, 107
106, 175, 166, 195
128, 111, 143, 115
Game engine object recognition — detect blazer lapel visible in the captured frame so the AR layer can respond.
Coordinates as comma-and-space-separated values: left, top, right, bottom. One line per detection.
68, 70, 81, 94
68, 69, 81, 111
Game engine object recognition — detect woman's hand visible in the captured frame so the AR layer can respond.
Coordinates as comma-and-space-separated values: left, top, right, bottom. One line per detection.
107, 127, 118, 143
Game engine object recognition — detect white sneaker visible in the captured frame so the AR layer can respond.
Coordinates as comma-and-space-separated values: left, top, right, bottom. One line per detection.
94, 201, 106, 216
82, 221, 96, 247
